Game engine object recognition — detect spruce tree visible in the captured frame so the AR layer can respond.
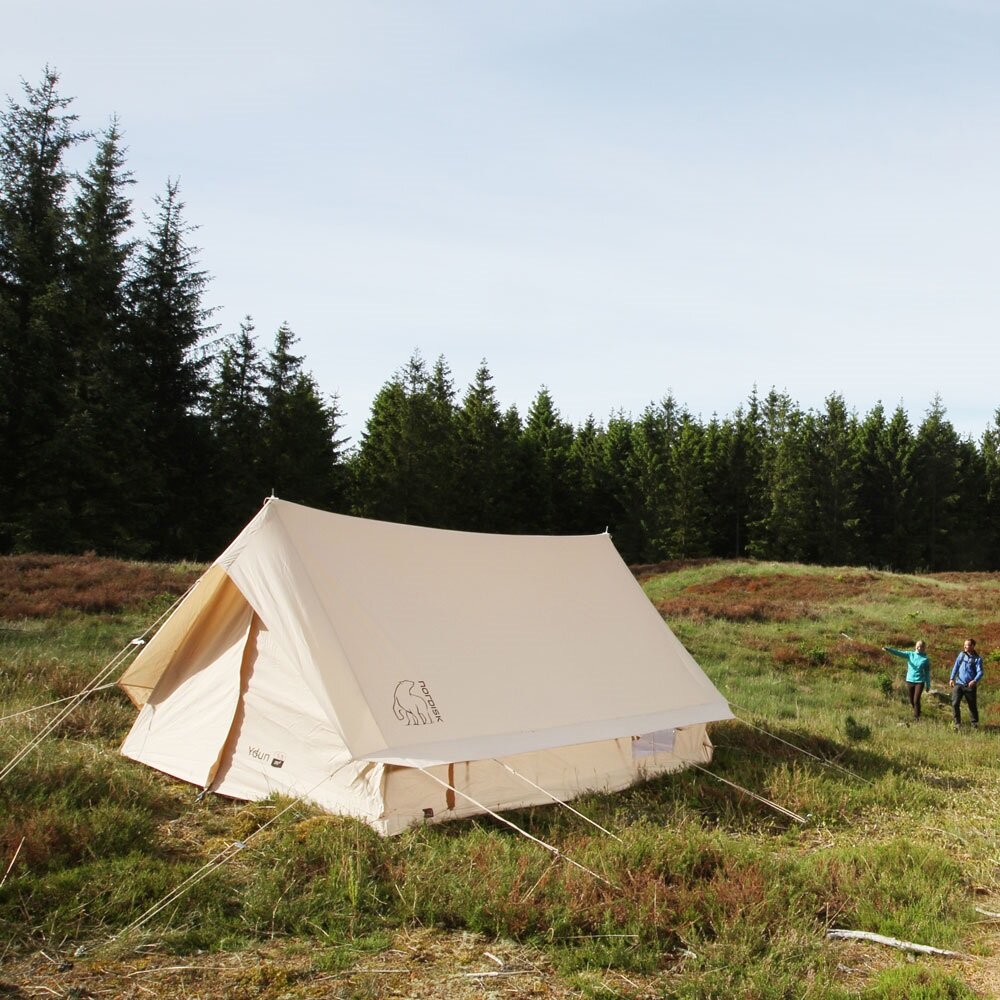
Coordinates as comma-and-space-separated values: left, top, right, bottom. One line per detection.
623, 399, 679, 561
666, 413, 710, 558
260, 322, 345, 511
64, 118, 140, 552
129, 178, 216, 557
855, 403, 901, 568
353, 352, 454, 527
601, 412, 641, 561
809, 394, 860, 565
420, 355, 459, 526
352, 375, 410, 522
208, 316, 267, 537
454, 361, 518, 531
703, 398, 765, 559
519, 387, 574, 533
565, 415, 611, 535
910, 397, 963, 570
0, 68, 87, 550
980, 409, 1000, 568
748, 390, 811, 561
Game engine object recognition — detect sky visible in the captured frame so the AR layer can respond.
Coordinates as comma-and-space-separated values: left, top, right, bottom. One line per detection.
5, 1, 1000, 446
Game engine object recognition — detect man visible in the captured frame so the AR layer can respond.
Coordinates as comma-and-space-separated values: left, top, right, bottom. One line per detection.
950, 638, 984, 730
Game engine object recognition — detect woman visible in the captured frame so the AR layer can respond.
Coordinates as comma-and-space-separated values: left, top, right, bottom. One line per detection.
883, 640, 931, 720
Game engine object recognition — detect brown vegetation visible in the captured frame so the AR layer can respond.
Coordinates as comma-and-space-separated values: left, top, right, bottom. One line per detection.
0, 553, 203, 619
654, 572, 879, 624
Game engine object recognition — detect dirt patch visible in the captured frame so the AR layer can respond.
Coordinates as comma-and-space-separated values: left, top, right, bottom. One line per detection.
0, 929, 656, 999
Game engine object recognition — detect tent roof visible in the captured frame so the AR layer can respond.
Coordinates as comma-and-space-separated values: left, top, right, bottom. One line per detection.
120, 499, 731, 766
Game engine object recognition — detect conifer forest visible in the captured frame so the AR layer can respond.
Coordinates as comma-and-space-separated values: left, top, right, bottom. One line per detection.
4, 70, 1000, 570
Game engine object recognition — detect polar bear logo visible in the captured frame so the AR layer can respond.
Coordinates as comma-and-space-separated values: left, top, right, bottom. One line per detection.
393, 680, 430, 725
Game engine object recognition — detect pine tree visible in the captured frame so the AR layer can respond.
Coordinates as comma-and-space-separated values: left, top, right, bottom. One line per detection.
809, 394, 860, 565
666, 413, 710, 558
622, 398, 681, 561
454, 361, 518, 531
208, 316, 267, 537
980, 409, 1000, 568
950, 435, 986, 570
565, 415, 611, 535
748, 390, 811, 561
854, 403, 913, 569
129, 178, 216, 556
352, 352, 449, 526
910, 397, 963, 570
703, 398, 765, 559
519, 387, 574, 533
64, 118, 140, 552
420, 355, 459, 526
601, 412, 641, 561
260, 322, 345, 511
0, 68, 87, 550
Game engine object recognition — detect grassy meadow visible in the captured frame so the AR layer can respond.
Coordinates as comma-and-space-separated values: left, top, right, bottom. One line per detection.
0, 554, 998, 999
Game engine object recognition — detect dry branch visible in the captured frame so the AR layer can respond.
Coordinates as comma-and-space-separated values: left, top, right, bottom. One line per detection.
826, 928, 970, 959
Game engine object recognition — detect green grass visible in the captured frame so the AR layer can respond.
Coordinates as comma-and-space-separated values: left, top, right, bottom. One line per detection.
1, 557, 998, 997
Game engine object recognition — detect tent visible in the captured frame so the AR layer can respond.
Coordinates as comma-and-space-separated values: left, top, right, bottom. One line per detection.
119, 499, 732, 835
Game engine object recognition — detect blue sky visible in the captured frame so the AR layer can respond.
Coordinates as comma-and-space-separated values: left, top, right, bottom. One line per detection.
5, 1, 1000, 445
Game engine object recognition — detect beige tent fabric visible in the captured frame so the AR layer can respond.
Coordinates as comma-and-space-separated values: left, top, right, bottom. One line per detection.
118, 499, 732, 833
376, 725, 713, 836
220, 500, 732, 765
209, 615, 385, 820
119, 564, 234, 708
120, 571, 253, 787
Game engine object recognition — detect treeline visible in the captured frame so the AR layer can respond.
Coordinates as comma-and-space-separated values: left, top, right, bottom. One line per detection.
4, 70, 1000, 570
0, 70, 345, 559
351, 369, 1000, 571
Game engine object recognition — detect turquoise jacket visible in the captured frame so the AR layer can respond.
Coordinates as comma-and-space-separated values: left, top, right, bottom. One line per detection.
885, 647, 931, 687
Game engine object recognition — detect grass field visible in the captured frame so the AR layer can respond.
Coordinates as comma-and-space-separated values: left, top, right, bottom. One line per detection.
1, 554, 998, 999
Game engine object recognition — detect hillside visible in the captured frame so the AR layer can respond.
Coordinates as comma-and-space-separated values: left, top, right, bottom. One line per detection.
1, 554, 998, 998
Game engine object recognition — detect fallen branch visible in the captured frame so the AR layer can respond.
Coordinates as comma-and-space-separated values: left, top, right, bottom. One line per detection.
826, 928, 970, 959
451, 970, 535, 979
126, 966, 232, 977
975, 907, 1000, 919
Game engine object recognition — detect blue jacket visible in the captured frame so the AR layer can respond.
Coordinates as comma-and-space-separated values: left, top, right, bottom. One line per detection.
885, 647, 931, 687
951, 651, 983, 687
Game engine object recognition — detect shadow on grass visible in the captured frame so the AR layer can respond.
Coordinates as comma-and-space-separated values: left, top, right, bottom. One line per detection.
709, 718, 895, 778
418, 719, 900, 843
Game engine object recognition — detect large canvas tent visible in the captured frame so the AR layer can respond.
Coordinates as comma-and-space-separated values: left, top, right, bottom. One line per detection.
119, 499, 732, 835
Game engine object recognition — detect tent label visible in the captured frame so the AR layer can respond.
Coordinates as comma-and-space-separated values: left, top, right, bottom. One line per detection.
392, 679, 444, 726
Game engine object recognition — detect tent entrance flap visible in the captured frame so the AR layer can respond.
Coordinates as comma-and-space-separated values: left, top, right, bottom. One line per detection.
208, 615, 382, 822
120, 577, 255, 789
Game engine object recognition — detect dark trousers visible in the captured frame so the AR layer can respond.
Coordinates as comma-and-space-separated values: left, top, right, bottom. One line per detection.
906, 681, 925, 719
952, 684, 979, 726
